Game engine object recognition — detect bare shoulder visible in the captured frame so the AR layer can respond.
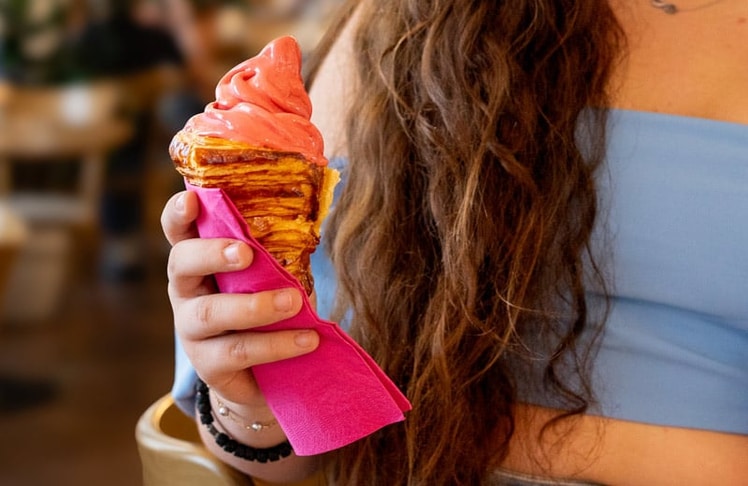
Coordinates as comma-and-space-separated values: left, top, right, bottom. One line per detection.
309, 4, 363, 159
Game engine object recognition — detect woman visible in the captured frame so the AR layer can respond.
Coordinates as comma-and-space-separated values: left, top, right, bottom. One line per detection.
162, 0, 748, 483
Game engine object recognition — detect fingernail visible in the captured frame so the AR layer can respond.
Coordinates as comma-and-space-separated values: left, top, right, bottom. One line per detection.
175, 193, 185, 212
273, 290, 294, 312
294, 330, 316, 348
223, 243, 240, 264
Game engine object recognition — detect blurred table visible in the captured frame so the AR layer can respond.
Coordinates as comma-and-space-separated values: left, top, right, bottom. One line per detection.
0, 82, 133, 227
0, 82, 134, 321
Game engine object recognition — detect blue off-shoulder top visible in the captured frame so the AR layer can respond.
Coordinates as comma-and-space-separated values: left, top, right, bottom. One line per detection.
582, 110, 748, 433
172, 109, 748, 434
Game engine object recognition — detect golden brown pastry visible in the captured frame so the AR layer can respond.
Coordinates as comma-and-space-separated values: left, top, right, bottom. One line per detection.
169, 36, 339, 295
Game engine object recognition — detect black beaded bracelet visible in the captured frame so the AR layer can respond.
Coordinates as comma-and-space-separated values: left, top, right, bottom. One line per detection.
195, 379, 293, 462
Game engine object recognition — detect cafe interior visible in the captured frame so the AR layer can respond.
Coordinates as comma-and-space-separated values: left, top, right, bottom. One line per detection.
0, 0, 340, 484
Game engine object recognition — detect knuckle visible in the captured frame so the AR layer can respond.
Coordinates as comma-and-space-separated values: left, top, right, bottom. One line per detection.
159, 198, 174, 231
194, 296, 215, 330
265, 337, 287, 362
224, 332, 289, 368
159, 203, 173, 231
166, 241, 192, 279
227, 337, 250, 362
166, 250, 180, 279
244, 294, 261, 317
242, 294, 273, 327
166, 281, 180, 304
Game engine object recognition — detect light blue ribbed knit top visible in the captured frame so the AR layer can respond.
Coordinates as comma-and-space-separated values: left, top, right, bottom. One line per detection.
582, 109, 748, 433
173, 109, 748, 434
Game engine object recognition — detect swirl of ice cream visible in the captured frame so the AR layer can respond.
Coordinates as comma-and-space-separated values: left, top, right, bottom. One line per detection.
183, 36, 327, 166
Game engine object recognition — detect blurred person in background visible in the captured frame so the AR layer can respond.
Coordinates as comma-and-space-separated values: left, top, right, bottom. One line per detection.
0, 0, 85, 190
0, 0, 190, 280
0, 0, 338, 281
68, 0, 187, 280
0, 0, 78, 85
154, 0, 230, 135
156, 0, 345, 134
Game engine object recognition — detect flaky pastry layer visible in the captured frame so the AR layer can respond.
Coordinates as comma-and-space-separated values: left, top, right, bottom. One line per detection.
170, 131, 339, 294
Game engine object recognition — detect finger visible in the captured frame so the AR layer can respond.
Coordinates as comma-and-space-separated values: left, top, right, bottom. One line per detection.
175, 288, 304, 340
205, 368, 266, 410
191, 328, 320, 379
308, 290, 317, 310
167, 238, 253, 298
161, 191, 200, 246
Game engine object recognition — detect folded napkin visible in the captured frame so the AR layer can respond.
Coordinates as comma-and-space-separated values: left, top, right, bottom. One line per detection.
187, 183, 411, 456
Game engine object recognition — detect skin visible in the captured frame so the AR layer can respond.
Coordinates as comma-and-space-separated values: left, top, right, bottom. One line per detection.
162, 0, 748, 483
608, 0, 748, 124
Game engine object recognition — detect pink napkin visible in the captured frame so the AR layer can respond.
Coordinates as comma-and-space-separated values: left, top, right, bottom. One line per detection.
187, 182, 411, 456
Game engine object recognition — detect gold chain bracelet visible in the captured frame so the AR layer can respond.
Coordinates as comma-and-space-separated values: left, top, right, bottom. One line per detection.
214, 397, 278, 432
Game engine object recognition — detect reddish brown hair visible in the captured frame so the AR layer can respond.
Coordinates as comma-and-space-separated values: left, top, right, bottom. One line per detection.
307, 0, 624, 483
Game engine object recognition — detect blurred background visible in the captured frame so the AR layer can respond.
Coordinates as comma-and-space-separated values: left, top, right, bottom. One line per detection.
0, 0, 341, 484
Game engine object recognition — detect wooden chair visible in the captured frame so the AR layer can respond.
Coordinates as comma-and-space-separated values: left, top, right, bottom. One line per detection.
135, 394, 325, 486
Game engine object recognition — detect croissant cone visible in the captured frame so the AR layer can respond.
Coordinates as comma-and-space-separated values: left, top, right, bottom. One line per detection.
169, 36, 339, 295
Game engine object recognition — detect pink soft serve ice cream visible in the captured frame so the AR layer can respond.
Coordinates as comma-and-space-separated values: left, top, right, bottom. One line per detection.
183, 35, 326, 166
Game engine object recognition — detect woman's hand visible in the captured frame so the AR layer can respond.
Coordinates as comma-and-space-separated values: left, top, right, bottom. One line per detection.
161, 190, 320, 409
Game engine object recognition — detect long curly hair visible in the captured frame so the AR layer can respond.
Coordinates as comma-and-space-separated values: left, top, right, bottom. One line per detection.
306, 0, 624, 483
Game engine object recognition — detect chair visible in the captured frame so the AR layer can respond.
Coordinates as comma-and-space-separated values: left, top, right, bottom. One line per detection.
0, 81, 132, 227
0, 204, 27, 319
135, 394, 326, 486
